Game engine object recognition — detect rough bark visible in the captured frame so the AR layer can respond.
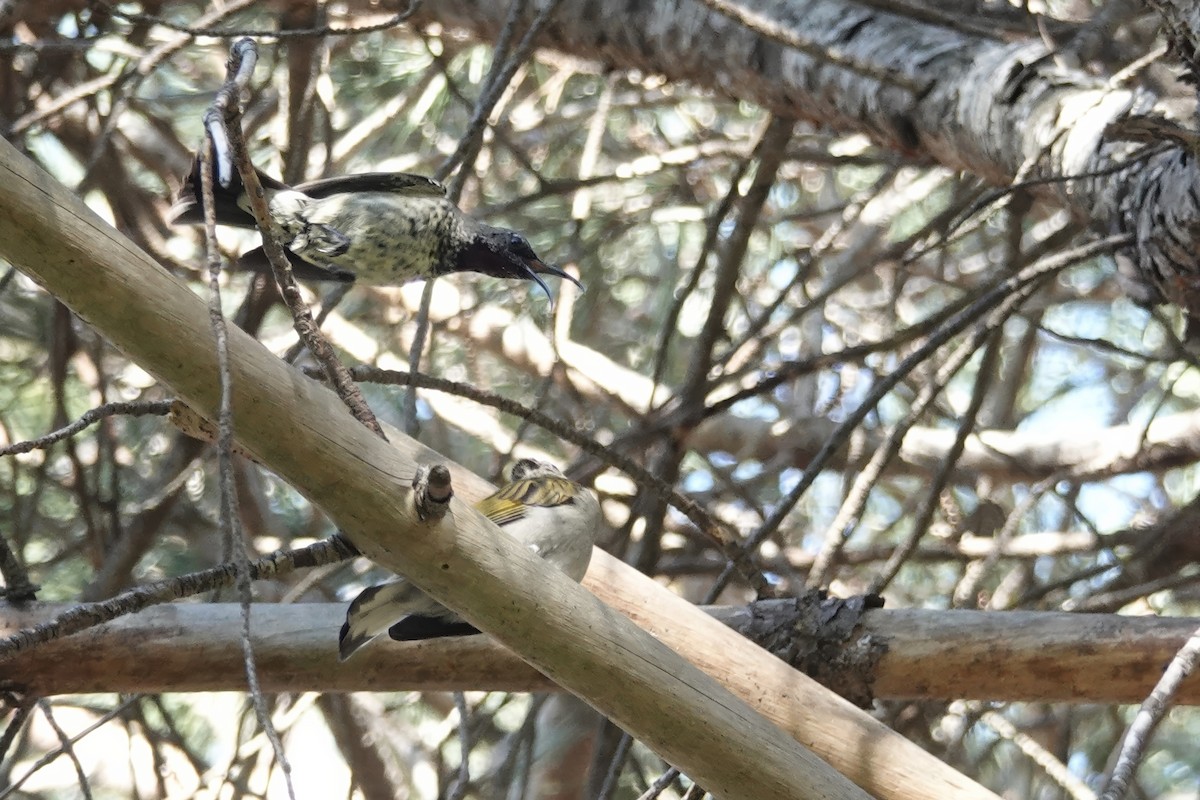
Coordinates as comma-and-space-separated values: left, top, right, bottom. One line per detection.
3, 601, 1197, 705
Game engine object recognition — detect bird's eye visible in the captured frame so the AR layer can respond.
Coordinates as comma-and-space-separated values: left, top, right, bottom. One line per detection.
508, 233, 536, 257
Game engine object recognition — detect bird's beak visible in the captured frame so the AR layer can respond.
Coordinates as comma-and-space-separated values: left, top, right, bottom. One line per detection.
456, 232, 585, 303
521, 258, 585, 303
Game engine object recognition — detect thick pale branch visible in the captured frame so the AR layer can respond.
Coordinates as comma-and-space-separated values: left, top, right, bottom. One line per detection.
0, 137, 863, 800
0, 135, 998, 800
689, 406, 1200, 481
2, 603, 1197, 706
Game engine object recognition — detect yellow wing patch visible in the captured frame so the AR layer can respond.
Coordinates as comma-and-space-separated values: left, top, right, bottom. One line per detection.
475, 476, 577, 527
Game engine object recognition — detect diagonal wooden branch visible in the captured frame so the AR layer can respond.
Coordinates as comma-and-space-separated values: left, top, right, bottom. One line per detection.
0, 132, 851, 800
0, 136, 999, 800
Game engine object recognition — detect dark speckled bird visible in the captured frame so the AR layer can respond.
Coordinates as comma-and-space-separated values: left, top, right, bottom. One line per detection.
168, 155, 580, 300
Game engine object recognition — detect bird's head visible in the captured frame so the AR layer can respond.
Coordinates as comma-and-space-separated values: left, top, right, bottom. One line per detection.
457, 225, 583, 302
508, 458, 564, 482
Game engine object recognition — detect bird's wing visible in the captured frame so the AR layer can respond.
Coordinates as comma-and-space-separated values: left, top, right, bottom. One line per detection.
475, 475, 579, 527
295, 172, 447, 199
168, 156, 290, 228
339, 579, 448, 660
387, 616, 479, 641
237, 246, 358, 282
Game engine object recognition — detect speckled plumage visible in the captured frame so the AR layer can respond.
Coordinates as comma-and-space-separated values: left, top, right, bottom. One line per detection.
337, 459, 601, 661
266, 188, 466, 282
169, 156, 582, 297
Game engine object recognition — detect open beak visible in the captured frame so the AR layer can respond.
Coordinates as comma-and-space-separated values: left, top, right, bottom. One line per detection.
522, 258, 585, 303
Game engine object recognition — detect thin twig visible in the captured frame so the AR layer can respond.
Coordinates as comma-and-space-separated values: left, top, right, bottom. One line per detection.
211, 38, 385, 439
637, 767, 681, 800
6, 0, 263, 138
404, 0, 561, 433
0, 530, 37, 603
36, 700, 94, 800
978, 708, 1096, 800
0, 400, 173, 456
0, 536, 357, 660
868, 331, 1001, 593
0, 692, 36, 764
0, 698, 139, 800
1099, 622, 1200, 800
706, 233, 1130, 598
595, 732, 634, 800
809, 328, 1000, 589
198, 55, 296, 798
447, 692, 472, 800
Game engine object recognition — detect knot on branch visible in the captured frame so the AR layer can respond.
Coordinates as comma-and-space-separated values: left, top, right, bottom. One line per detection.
745, 591, 887, 708
413, 464, 453, 521
0, 582, 40, 605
